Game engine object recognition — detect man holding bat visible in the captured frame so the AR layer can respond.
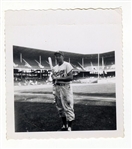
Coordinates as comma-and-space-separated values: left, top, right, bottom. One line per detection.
51, 51, 75, 131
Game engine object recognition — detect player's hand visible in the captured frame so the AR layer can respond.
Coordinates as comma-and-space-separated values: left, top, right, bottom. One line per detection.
51, 75, 56, 79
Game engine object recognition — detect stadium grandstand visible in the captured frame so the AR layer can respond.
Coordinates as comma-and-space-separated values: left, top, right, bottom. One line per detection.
13, 45, 115, 86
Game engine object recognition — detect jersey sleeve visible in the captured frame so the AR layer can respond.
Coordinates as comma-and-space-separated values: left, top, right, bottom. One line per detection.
66, 62, 73, 74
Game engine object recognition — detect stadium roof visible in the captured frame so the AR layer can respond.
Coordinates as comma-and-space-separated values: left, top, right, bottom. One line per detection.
13, 45, 114, 58
13, 45, 115, 70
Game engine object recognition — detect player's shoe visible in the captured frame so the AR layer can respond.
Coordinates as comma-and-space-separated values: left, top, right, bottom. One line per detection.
58, 125, 68, 131
67, 127, 72, 131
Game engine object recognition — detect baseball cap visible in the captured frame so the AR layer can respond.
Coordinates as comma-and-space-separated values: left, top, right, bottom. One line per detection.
54, 51, 64, 56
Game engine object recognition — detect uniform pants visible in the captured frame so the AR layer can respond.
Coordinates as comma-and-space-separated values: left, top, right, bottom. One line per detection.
53, 84, 75, 121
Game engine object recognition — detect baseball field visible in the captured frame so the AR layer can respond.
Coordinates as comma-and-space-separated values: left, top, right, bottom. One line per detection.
14, 82, 116, 132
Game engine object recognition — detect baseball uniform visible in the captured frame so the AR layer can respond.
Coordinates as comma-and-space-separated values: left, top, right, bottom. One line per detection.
53, 61, 75, 122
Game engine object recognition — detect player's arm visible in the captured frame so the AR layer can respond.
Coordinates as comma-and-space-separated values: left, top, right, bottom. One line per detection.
52, 70, 73, 82
51, 69, 57, 84
58, 70, 73, 81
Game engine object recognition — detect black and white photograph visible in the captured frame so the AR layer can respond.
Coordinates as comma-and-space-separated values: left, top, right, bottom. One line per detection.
5, 9, 123, 139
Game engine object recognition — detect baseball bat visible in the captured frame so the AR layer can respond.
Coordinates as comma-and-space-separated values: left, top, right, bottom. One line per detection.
48, 57, 53, 70
48, 57, 57, 88
48, 57, 57, 84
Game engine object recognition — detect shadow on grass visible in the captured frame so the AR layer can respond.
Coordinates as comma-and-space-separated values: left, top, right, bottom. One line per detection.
15, 101, 116, 132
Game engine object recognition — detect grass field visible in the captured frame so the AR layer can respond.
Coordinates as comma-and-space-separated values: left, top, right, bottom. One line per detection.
14, 83, 116, 132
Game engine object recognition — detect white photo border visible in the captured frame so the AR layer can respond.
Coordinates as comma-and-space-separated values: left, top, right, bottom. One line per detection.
1, 1, 131, 148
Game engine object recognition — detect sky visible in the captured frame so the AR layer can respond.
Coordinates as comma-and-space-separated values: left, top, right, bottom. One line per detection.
6, 9, 122, 54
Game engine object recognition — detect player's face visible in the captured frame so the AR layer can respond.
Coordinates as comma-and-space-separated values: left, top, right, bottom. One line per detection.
55, 54, 64, 65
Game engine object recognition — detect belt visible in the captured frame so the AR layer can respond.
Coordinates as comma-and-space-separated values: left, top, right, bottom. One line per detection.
55, 83, 67, 86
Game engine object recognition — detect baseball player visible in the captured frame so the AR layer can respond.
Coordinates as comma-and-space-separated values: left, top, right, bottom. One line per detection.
52, 51, 75, 131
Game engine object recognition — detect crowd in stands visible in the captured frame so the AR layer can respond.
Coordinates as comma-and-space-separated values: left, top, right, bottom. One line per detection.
14, 73, 115, 86
14, 76, 52, 86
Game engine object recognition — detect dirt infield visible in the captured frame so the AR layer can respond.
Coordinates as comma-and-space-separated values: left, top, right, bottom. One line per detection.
14, 83, 116, 132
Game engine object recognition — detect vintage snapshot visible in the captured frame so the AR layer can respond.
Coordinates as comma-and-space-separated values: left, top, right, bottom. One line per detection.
5, 9, 123, 139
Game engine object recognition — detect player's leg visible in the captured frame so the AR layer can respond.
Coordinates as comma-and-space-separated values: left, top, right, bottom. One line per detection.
60, 85, 75, 131
54, 86, 68, 130
60, 116, 68, 130
67, 121, 73, 131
